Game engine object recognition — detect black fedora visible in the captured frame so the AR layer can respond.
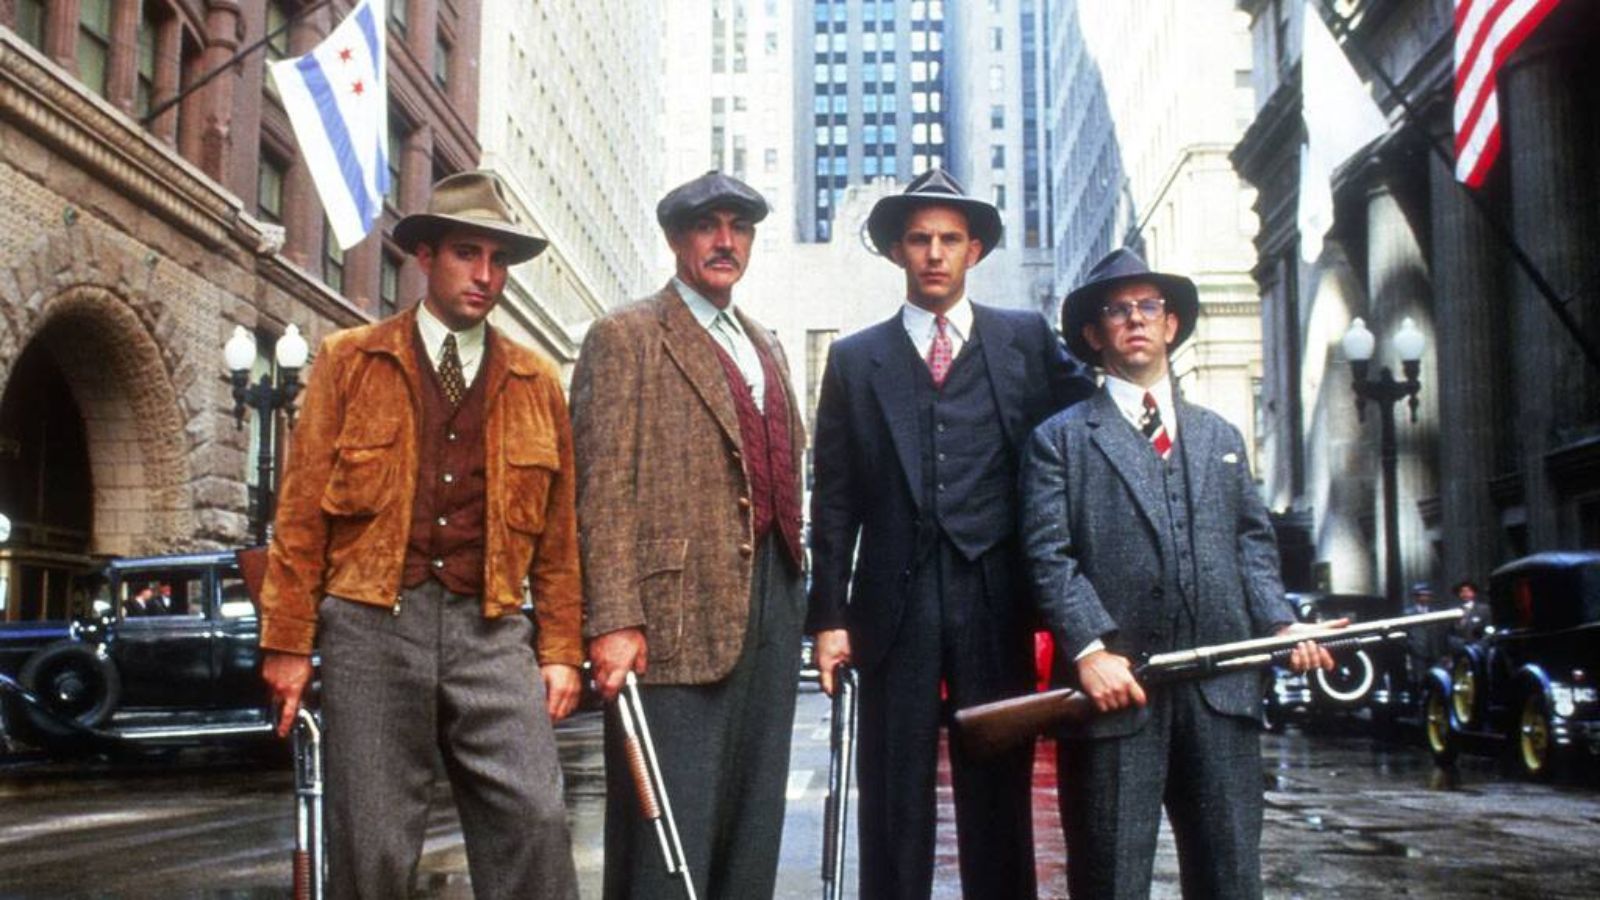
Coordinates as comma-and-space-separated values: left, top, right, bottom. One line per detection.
1062, 248, 1199, 366
865, 168, 1003, 261
393, 170, 547, 264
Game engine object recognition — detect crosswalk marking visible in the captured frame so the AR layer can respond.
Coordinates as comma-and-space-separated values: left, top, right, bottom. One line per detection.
786, 768, 814, 800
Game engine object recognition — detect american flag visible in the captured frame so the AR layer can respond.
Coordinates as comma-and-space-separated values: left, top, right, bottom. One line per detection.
1453, 0, 1563, 187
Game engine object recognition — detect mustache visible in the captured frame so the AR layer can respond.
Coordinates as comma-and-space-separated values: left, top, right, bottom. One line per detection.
705, 252, 742, 267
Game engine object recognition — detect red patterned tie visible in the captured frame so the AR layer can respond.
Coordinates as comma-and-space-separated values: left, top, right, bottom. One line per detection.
927, 315, 953, 387
1140, 391, 1172, 459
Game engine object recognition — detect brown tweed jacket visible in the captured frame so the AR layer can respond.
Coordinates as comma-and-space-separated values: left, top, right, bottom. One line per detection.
571, 283, 805, 685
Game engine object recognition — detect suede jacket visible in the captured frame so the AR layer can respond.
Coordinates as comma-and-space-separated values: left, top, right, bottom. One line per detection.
258, 305, 582, 667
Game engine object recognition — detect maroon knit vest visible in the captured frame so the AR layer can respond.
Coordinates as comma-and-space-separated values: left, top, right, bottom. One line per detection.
709, 335, 803, 570
402, 327, 490, 594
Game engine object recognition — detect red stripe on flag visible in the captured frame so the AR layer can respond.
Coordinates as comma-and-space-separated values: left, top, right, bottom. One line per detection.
1452, 0, 1563, 186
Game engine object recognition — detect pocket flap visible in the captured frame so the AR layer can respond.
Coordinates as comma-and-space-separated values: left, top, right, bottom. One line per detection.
334, 416, 400, 450
508, 440, 560, 469
634, 539, 688, 581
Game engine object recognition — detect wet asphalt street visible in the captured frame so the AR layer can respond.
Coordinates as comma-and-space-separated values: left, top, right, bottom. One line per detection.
0, 687, 1596, 898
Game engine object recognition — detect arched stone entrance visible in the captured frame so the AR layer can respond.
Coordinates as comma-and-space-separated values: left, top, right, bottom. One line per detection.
0, 285, 193, 620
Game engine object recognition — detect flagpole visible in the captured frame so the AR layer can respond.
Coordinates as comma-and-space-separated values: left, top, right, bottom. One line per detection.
1317, 0, 1600, 374
139, 0, 344, 127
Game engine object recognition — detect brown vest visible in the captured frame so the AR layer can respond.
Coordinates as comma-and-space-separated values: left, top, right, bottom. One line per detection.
709, 333, 803, 569
402, 328, 490, 594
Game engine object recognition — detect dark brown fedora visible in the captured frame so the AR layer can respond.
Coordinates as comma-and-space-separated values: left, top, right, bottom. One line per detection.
393, 170, 547, 264
1062, 248, 1198, 366
865, 168, 1003, 261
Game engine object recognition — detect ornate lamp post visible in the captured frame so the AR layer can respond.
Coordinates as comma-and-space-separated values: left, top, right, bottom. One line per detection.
1341, 316, 1426, 613
225, 324, 310, 545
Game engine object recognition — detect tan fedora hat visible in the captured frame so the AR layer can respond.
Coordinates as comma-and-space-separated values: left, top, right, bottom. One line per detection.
393, 170, 547, 264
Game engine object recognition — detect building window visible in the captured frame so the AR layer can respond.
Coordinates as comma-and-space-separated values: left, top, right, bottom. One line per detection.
263, 2, 290, 101
864, 155, 879, 177
77, 0, 114, 97
258, 153, 286, 223
991, 145, 1006, 168
881, 123, 896, 144
814, 95, 829, 114
16, 0, 46, 50
881, 93, 897, 114
990, 105, 1005, 129
390, 0, 409, 35
433, 37, 451, 89
387, 118, 404, 205
863, 93, 879, 114
380, 251, 401, 319
323, 221, 345, 292
990, 27, 1004, 51
136, 9, 160, 117
765, 148, 778, 173
993, 184, 1006, 210
988, 65, 1004, 92
832, 94, 848, 114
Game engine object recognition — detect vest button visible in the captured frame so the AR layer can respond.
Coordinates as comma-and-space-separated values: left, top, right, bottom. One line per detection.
436, 516, 448, 527
431, 559, 444, 570
738, 543, 754, 557
738, 497, 751, 509
442, 473, 454, 484
447, 432, 458, 442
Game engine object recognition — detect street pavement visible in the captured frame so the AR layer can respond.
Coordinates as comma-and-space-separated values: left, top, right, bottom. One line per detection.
0, 688, 1598, 897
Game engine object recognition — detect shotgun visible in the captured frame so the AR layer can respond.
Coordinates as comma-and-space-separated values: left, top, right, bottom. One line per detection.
291, 707, 325, 900
954, 608, 1463, 759
821, 664, 858, 900
616, 671, 698, 900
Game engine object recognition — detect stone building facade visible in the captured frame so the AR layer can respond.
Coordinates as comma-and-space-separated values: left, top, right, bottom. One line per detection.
1232, 0, 1600, 599
0, 1, 480, 620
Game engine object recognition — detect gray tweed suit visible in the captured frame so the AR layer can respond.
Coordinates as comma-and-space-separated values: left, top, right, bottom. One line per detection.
1020, 387, 1295, 899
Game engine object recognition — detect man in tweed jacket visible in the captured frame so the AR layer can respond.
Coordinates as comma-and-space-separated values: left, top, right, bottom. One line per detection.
1021, 249, 1335, 899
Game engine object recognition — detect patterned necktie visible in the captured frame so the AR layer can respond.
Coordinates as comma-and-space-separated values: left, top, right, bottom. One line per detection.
1140, 391, 1172, 459
927, 315, 953, 387
438, 334, 467, 407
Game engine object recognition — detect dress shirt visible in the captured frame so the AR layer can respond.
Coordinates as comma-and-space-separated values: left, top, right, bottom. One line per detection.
901, 295, 974, 363
416, 302, 487, 385
676, 277, 765, 412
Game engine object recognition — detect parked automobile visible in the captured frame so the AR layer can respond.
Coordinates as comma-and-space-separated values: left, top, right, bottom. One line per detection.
0, 550, 276, 754
1423, 551, 1600, 779
1261, 592, 1413, 732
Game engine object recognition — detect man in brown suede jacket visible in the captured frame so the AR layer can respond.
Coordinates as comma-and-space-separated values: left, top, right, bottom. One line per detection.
258, 171, 581, 900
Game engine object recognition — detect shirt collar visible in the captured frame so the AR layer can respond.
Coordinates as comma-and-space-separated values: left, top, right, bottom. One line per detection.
415, 301, 487, 365
900, 295, 974, 342
674, 277, 745, 336
1103, 373, 1176, 428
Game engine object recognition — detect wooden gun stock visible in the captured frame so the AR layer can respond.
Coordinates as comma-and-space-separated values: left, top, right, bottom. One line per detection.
953, 686, 1098, 760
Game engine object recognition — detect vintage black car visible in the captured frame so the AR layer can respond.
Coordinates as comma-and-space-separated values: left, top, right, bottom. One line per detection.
1423, 551, 1600, 779
0, 550, 275, 754
1261, 592, 1414, 732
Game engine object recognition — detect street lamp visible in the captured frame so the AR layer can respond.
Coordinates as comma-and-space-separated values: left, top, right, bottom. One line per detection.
1342, 316, 1426, 614
225, 324, 310, 545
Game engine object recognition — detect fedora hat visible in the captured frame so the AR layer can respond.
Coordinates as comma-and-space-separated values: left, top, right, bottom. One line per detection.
657, 170, 769, 231
865, 168, 1003, 261
1062, 248, 1198, 366
393, 170, 547, 264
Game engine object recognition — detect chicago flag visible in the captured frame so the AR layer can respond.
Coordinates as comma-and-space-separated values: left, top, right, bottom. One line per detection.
270, 0, 390, 249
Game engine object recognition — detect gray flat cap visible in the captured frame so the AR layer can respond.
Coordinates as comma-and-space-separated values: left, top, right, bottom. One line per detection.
656, 170, 769, 230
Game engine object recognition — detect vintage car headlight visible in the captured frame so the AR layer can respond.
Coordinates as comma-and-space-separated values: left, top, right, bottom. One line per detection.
1552, 685, 1576, 718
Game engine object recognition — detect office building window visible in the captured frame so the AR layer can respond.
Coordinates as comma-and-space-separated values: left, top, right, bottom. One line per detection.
832, 94, 848, 113
390, 0, 409, 34
863, 93, 879, 114
387, 119, 405, 205
16, 0, 46, 49
816, 126, 829, 145
323, 221, 345, 292
881, 62, 896, 83
864, 156, 879, 177
380, 251, 401, 319
881, 94, 897, 113
991, 145, 1005, 168
814, 95, 830, 114
990, 27, 1003, 51
433, 37, 451, 89
882, 155, 897, 177
136, 8, 161, 116
77, 0, 113, 97
831, 156, 848, 176
990, 105, 1005, 129
881, 123, 896, 143
988, 65, 1004, 92
993, 184, 1006, 210
815, 64, 828, 83
765, 148, 778, 173
258, 152, 286, 223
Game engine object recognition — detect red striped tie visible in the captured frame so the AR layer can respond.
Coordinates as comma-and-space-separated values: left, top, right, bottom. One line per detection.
927, 315, 953, 388
1140, 391, 1172, 459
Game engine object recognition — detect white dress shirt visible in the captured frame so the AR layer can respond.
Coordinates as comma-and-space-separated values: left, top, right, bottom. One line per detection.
676, 277, 765, 411
901, 295, 975, 364
416, 302, 487, 385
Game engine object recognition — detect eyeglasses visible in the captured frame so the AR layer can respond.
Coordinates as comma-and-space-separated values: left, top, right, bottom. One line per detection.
1100, 297, 1166, 324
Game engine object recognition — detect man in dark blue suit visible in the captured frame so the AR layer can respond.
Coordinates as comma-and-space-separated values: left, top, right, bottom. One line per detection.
1021, 249, 1335, 899
807, 170, 1094, 899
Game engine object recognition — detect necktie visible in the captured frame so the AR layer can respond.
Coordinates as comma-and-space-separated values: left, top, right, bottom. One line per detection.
438, 334, 467, 407
927, 315, 953, 387
1140, 391, 1172, 459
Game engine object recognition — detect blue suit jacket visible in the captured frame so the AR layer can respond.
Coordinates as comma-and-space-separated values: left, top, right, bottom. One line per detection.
806, 303, 1094, 673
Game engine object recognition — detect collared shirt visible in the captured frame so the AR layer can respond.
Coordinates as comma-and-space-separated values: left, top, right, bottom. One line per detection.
901, 295, 975, 362
1103, 372, 1180, 444
676, 277, 765, 412
416, 302, 487, 385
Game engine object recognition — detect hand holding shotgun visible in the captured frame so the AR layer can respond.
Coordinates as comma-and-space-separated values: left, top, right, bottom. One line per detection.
615, 671, 698, 900
955, 608, 1463, 759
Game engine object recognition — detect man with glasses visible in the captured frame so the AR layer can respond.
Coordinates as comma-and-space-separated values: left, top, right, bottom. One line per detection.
1020, 249, 1334, 899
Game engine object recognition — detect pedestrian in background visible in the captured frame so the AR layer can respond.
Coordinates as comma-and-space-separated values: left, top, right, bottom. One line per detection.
572, 171, 807, 899
258, 171, 582, 900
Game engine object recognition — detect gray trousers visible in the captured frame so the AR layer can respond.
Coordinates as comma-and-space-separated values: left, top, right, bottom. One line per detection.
319, 581, 578, 900
601, 536, 805, 900
1058, 682, 1264, 900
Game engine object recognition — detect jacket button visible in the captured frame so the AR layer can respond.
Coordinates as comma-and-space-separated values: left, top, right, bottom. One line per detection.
738, 496, 752, 509
731, 448, 742, 460
738, 543, 754, 557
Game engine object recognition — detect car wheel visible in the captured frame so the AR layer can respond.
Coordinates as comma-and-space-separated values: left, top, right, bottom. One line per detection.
18, 642, 122, 741
1450, 656, 1478, 728
1261, 695, 1285, 734
1423, 683, 1457, 766
1314, 649, 1376, 705
1515, 690, 1555, 780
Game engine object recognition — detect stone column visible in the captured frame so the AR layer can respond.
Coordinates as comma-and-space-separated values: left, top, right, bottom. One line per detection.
1365, 178, 1439, 598
1427, 112, 1508, 588
196, 0, 243, 184
1502, 37, 1600, 549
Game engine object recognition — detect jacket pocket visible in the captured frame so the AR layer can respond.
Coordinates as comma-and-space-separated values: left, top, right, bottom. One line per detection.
320, 421, 400, 517
636, 538, 688, 661
504, 440, 560, 533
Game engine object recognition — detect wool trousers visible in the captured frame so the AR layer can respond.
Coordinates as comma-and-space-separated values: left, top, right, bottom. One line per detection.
601, 535, 805, 900
319, 580, 578, 900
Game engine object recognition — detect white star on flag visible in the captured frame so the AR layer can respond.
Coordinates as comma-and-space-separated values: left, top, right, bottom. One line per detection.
269, 0, 389, 250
